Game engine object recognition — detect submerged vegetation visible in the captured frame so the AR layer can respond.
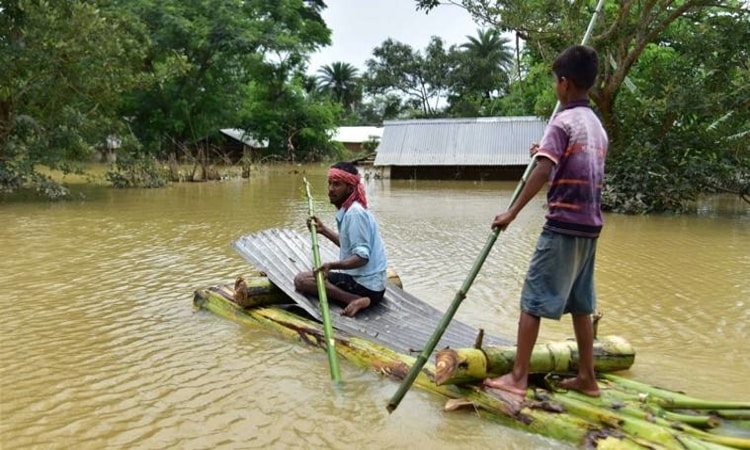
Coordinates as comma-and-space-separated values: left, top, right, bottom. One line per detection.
1, 0, 748, 212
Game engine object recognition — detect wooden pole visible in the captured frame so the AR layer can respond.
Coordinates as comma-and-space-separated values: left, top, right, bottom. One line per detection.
386, 0, 608, 413
303, 177, 342, 383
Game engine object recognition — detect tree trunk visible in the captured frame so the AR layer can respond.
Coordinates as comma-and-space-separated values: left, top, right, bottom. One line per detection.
229, 269, 403, 309
434, 336, 635, 386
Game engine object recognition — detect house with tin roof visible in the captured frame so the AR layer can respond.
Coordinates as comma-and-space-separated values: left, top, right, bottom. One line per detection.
373, 117, 547, 180
218, 128, 269, 162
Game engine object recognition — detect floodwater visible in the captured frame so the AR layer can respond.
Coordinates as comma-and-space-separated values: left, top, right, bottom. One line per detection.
1, 164, 748, 449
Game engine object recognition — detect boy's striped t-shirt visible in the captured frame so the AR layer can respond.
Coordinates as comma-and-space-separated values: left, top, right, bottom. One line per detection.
535, 100, 608, 238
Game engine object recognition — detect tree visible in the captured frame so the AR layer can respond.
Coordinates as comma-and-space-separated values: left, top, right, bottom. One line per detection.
316, 62, 362, 113
117, 0, 331, 157
459, 28, 513, 97
240, 66, 342, 163
364, 37, 452, 116
446, 28, 515, 116
417, 0, 749, 212
602, 8, 750, 212
417, 0, 746, 144
1, 0, 347, 197
355, 94, 409, 125
1, 0, 145, 197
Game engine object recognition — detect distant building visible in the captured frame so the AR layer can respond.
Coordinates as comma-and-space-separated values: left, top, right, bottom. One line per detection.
373, 117, 547, 181
219, 128, 269, 162
332, 126, 383, 153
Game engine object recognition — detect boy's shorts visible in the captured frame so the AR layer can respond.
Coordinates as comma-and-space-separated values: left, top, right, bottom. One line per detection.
327, 272, 385, 305
520, 229, 598, 320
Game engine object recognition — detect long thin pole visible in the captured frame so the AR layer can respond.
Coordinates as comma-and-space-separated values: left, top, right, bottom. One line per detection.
303, 177, 342, 383
386, 0, 607, 413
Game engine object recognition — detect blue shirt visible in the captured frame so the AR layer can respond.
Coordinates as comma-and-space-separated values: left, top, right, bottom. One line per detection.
334, 201, 388, 292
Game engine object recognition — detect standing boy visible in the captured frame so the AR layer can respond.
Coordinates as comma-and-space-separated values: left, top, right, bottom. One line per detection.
294, 162, 388, 317
484, 45, 608, 398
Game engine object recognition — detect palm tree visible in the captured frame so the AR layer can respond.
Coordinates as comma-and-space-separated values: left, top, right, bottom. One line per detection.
316, 62, 362, 112
459, 28, 514, 99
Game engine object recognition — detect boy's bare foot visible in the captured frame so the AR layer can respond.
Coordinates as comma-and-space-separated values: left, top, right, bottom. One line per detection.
483, 374, 527, 398
558, 376, 601, 397
341, 297, 370, 317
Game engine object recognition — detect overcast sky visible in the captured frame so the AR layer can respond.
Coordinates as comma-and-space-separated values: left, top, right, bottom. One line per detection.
307, 0, 482, 73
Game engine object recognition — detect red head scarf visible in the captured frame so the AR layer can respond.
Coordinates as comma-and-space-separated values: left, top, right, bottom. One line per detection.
328, 167, 367, 210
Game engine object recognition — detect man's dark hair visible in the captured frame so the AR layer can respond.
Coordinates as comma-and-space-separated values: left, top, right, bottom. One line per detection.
552, 45, 599, 90
331, 161, 358, 175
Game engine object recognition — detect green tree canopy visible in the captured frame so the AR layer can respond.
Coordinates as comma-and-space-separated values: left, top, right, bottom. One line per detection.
316, 62, 362, 112
364, 37, 452, 116
118, 0, 331, 156
1, 0, 145, 197
418, 0, 749, 212
447, 28, 515, 116
1, 0, 340, 196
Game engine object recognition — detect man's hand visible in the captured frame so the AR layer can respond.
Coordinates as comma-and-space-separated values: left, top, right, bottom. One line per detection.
307, 215, 322, 232
314, 262, 332, 278
308, 215, 340, 246
529, 143, 540, 157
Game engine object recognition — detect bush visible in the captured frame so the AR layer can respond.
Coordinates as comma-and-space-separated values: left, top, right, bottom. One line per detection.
106, 155, 168, 188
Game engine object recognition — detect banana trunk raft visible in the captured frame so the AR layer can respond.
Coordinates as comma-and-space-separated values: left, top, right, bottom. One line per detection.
193, 280, 750, 450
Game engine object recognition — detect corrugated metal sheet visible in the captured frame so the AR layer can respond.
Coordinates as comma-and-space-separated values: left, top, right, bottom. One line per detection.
374, 116, 547, 166
220, 128, 269, 148
231, 228, 509, 355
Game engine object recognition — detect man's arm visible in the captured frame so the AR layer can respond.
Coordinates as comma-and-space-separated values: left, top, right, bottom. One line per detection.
310, 216, 340, 247
321, 255, 367, 272
319, 225, 340, 247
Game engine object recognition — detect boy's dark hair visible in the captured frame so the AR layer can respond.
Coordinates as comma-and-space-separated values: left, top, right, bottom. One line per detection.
552, 45, 599, 90
331, 161, 358, 175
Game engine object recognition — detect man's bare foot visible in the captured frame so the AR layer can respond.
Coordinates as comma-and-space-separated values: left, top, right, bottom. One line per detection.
558, 376, 601, 397
483, 374, 527, 398
341, 297, 370, 317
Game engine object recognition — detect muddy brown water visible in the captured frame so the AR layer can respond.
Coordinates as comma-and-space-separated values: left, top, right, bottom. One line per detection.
2, 164, 748, 449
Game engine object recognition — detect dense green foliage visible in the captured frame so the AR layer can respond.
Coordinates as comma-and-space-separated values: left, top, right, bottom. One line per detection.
1, 0, 145, 197
1, 0, 338, 193
2, 0, 747, 212
417, 0, 749, 213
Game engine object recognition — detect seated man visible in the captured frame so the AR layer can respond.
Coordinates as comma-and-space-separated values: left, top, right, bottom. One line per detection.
294, 162, 388, 317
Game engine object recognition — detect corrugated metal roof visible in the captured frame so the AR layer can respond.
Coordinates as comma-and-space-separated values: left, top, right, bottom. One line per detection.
333, 126, 383, 143
374, 116, 547, 166
220, 128, 269, 148
231, 228, 509, 355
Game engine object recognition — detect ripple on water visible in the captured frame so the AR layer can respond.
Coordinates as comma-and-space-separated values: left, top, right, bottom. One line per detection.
1, 177, 747, 449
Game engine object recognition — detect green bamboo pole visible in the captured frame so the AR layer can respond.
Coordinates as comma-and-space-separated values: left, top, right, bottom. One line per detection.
303, 177, 342, 383
386, 0, 608, 414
